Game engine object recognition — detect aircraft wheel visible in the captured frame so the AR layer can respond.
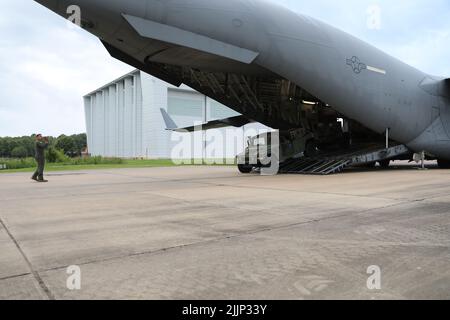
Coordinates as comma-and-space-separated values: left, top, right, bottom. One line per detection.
437, 159, 450, 169
379, 159, 391, 168
238, 164, 253, 174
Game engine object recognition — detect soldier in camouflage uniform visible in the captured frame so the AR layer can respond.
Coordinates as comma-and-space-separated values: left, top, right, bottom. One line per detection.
31, 134, 49, 183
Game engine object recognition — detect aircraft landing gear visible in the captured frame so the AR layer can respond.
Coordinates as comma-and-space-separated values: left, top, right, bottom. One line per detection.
437, 159, 450, 169
238, 164, 253, 174
379, 159, 391, 168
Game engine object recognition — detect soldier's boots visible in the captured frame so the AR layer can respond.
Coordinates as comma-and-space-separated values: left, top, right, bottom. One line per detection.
31, 176, 48, 183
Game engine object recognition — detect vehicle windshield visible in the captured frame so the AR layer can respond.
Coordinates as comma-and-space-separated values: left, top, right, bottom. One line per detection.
252, 137, 266, 146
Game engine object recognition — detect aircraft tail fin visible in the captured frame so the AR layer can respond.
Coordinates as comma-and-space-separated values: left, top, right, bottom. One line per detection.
160, 109, 179, 131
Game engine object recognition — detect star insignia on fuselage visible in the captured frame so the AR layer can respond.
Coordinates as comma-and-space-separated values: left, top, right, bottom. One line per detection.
346, 56, 367, 74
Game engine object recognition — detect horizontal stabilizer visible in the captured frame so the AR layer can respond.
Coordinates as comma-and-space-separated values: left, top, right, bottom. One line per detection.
160, 109, 252, 132
123, 14, 259, 64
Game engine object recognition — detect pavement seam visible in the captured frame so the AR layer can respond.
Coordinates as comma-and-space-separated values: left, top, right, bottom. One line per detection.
33, 197, 422, 275
136, 185, 419, 222
0, 272, 32, 281
0, 217, 55, 300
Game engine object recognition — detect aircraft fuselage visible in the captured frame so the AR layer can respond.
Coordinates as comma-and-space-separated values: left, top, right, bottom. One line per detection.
35, 0, 450, 159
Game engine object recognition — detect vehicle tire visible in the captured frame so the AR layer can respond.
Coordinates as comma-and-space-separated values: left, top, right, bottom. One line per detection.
437, 159, 450, 169
364, 162, 376, 168
304, 140, 319, 157
379, 159, 391, 168
238, 164, 253, 174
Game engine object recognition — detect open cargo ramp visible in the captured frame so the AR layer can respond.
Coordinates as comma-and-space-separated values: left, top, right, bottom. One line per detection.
278, 144, 411, 175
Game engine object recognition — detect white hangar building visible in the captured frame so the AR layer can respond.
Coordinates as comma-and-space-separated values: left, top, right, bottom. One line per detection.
83, 70, 269, 160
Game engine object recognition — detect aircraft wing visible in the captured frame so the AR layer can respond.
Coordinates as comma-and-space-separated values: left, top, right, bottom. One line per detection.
160, 109, 252, 132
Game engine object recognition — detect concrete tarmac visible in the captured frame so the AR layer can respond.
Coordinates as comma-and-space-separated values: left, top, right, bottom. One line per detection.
0, 163, 449, 300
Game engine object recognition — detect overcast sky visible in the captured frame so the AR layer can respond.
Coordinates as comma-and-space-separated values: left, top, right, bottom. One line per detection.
0, 0, 449, 137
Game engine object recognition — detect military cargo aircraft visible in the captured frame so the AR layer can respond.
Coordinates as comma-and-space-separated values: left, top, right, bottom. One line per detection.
34, 0, 450, 174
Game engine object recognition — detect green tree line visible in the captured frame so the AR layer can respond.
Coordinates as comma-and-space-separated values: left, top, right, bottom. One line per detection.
0, 134, 87, 159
